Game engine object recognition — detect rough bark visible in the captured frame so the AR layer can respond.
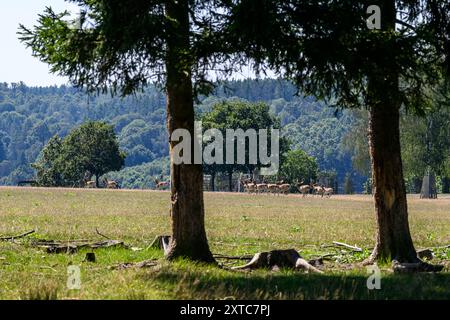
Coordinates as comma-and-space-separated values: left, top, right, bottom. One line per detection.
365, 0, 419, 264
164, 0, 214, 263
366, 98, 419, 263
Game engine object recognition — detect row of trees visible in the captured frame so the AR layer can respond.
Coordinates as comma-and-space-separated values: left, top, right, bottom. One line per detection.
21, 0, 450, 265
201, 100, 291, 190
34, 99, 320, 191
0, 80, 359, 188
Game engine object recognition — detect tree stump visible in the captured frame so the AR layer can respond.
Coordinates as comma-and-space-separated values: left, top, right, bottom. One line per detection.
84, 252, 96, 263
420, 174, 437, 199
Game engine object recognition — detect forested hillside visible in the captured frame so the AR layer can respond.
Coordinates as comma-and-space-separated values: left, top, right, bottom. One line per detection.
0, 79, 372, 189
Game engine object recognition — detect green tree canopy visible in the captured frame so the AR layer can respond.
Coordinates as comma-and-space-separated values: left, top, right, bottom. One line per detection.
32, 135, 64, 187
33, 121, 125, 187
200, 100, 290, 189
279, 149, 318, 184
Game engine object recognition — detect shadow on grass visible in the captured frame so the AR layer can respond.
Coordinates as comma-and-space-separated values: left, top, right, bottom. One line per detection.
138, 263, 450, 299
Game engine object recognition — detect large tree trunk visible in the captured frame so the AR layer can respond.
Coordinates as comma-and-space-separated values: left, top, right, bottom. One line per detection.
365, 0, 419, 264
164, 0, 214, 263
366, 96, 419, 263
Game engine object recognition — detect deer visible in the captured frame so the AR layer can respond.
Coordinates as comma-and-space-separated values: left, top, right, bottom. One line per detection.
154, 178, 170, 190
297, 180, 311, 197
85, 180, 96, 188
243, 180, 257, 194
312, 184, 325, 197
277, 180, 291, 195
267, 183, 279, 195
82, 171, 96, 188
103, 177, 119, 189
323, 186, 334, 198
255, 181, 268, 194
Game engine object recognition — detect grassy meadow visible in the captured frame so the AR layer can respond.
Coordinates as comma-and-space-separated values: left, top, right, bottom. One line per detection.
0, 187, 449, 300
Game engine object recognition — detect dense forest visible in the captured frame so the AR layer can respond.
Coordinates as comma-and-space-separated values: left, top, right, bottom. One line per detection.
0, 79, 448, 191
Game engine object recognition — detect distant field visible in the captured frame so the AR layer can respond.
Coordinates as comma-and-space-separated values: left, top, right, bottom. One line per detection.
0, 187, 449, 299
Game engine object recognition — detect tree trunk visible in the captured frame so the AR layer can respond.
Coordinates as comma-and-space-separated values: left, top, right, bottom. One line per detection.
442, 176, 450, 193
95, 175, 99, 188
366, 97, 419, 263
211, 171, 215, 192
365, 0, 419, 264
228, 170, 233, 192
164, 0, 214, 263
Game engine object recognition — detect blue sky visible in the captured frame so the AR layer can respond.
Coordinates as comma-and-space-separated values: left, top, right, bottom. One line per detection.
0, 1, 78, 86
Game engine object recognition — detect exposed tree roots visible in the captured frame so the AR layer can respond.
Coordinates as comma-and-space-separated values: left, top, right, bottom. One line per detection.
392, 260, 444, 273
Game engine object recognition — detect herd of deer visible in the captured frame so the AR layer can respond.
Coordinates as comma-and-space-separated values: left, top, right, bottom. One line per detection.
83, 177, 119, 189
241, 179, 334, 197
81, 173, 332, 196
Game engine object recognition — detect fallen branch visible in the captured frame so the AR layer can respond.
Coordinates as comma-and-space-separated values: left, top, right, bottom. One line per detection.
332, 241, 363, 252
95, 228, 111, 240
213, 253, 253, 260
32, 239, 127, 254
232, 249, 323, 273
111, 259, 158, 270
0, 230, 35, 241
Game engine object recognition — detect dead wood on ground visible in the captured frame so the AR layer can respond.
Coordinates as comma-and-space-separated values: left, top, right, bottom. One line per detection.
232, 249, 323, 273
0, 230, 35, 241
32, 239, 128, 254
111, 259, 159, 270
332, 241, 363, 252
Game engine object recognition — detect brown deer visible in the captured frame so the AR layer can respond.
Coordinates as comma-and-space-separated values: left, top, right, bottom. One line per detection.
243, 180, 257, 194
267, 183, 279, 195
82, 171, 96, 188
255, 182, 268, 194
323, 187, 334, 198
154, 178, 170, 190
103, 177, 119, 189
85, 180, 96, 188
297, 180, 311, 197
277, 181, 291, 195
312, 184, 325, 197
